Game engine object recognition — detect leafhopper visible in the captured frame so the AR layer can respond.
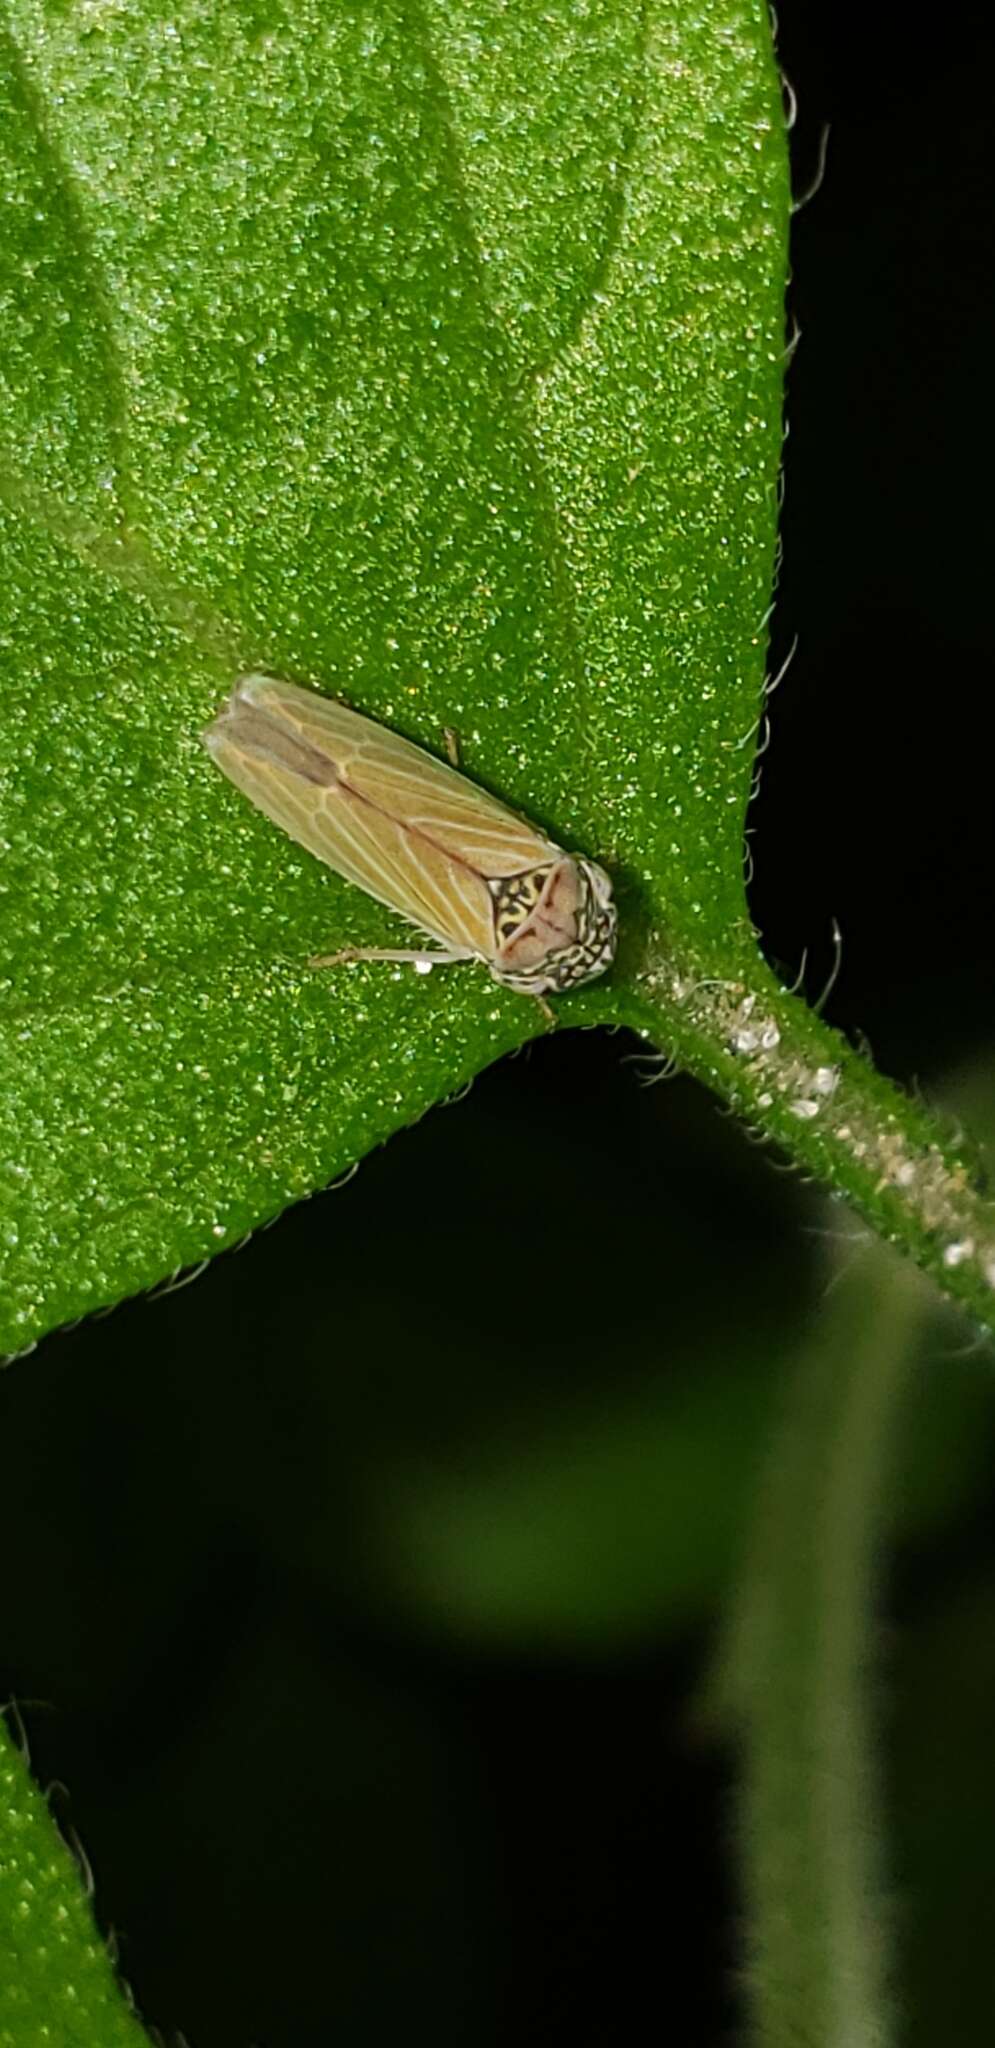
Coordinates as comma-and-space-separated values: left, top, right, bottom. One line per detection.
204, 674, 617, 997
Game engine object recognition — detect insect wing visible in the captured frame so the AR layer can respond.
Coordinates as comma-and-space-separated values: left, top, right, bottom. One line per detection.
205, 676, 500, 958
239, 675, 557, 879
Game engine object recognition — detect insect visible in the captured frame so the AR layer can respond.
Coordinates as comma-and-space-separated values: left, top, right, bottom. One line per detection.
203, 674, 617, 998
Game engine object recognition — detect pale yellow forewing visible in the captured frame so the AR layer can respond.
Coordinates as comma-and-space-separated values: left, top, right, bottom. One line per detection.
236, 675, 557, 878
206, 678, 500, 957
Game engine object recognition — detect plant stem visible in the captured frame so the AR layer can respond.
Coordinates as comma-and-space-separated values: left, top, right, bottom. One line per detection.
617, 936, 995, 1338
723, 1247, 918, 2047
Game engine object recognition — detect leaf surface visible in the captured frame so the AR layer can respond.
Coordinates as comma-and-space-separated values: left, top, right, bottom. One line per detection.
0, 0, 787, 1350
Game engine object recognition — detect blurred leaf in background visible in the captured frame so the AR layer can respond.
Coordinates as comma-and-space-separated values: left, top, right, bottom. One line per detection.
5, 1041, 995, 2044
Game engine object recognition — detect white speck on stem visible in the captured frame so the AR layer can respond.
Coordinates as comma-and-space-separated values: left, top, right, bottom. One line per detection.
732, 1028, 759, 1053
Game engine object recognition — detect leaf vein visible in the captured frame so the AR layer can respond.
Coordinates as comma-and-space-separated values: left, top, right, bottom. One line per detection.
1, 11, 135, 529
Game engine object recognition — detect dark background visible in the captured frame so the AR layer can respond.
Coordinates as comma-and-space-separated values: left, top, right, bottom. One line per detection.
3, 5, 995, 2042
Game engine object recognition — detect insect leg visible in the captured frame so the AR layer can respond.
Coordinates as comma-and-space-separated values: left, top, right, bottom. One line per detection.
308, 945, 476, 973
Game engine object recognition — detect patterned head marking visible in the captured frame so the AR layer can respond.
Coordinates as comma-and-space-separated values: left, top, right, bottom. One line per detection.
488, 856, 617, 996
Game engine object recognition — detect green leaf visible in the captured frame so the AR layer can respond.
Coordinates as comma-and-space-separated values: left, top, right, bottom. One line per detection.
0, 1716, 152, 2047
0, 1, 788, 1351
362, 1346, 791, 1650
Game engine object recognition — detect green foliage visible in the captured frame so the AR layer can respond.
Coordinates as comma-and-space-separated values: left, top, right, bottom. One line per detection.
0, 0, 787, 1353
0, 1717, 150, 2048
